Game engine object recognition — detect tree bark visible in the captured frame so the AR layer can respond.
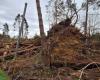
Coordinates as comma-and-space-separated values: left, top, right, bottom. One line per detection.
85, 0, 89, 45
36, 0, 50, 66
15, 3, 27, 59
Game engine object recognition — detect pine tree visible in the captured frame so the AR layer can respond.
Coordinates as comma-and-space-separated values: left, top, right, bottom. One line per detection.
36, 0, 50, 66
3, 23, 9, 36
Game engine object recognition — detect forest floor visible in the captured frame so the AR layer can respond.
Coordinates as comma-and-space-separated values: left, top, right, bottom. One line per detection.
0, 24, 100, 80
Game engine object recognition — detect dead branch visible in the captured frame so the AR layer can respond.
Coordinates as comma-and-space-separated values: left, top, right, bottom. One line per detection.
0, 46, 41, 61
79, 62, 100, 80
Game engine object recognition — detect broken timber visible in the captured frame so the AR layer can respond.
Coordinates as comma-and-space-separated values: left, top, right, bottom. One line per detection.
15, 3, 28, 58
0, 46, 41, 61
36, 0, 50, 66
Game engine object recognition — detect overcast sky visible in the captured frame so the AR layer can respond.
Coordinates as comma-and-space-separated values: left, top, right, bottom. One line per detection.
0, 0, 83, 38
0, 0, 99, 38
0, 0, 49, 38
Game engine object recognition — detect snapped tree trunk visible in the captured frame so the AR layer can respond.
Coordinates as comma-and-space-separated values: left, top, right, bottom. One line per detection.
15, 3, 27, 59
36, 0, 50, 66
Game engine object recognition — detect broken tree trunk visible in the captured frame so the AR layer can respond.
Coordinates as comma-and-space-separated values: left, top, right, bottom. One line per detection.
15, 3, 28, 59
36, 0, 50, 66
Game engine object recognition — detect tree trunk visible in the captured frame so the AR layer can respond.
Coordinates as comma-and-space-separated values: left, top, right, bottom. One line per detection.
36, 0, 50, 66
85, 0, 88, 46
15, 3, 27, 59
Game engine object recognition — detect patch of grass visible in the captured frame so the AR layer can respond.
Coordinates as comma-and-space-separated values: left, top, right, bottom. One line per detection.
0, 69, 10, 80
74, 77, 79, 80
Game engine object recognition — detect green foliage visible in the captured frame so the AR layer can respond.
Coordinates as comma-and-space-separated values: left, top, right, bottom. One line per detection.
74, 77, 79, 80
0, 69, 10, 80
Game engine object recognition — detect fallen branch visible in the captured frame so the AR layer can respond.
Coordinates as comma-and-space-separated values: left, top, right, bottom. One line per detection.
17, 46, 41, 54
0, 46, 41, 61
79, 62, 100, 80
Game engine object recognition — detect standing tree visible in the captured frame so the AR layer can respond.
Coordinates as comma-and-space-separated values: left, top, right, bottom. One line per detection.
3, 23, 9, 36
14, 3, 28, 59
81, 0, 100, 45
36, 0, 50, 66
36, 0, 45, 38
13, 14, 29, 38
84, 0, 89, 45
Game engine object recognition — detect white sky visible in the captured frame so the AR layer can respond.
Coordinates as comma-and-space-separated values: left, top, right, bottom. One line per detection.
0, 0, 49, 38
0, 0, 99, 38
